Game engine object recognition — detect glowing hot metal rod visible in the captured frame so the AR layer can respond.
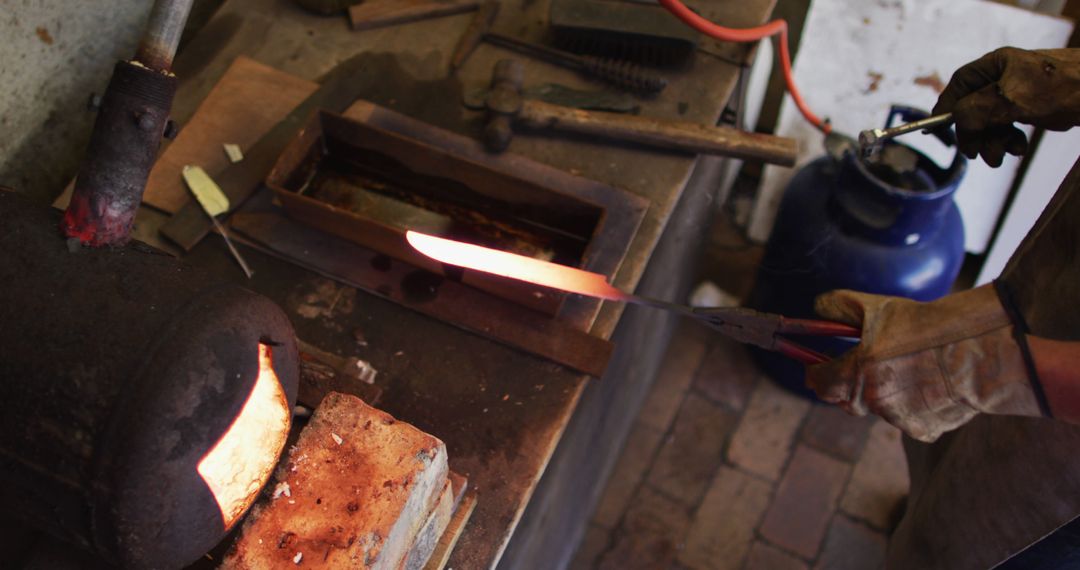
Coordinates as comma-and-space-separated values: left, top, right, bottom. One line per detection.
406, 231, 859, 365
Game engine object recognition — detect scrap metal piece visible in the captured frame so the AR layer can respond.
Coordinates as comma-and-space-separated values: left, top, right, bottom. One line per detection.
223, 143, 244, 163
296, 339, 383, 408
182, 165, 229, 215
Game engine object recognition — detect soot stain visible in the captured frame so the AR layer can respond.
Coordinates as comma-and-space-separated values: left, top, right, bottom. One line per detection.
370, 254, 392, 272
401, 270, 444, 303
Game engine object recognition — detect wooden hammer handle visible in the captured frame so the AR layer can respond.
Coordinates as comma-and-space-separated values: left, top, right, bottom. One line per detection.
518, 100, 799, 166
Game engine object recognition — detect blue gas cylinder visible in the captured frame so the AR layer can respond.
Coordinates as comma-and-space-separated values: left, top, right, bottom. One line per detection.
748, 106, 968, 397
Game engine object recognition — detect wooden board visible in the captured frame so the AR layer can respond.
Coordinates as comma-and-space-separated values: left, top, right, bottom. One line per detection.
144, 56, 316, 214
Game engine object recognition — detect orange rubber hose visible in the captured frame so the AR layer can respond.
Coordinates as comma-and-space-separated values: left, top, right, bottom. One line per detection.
658, 0, 830, 134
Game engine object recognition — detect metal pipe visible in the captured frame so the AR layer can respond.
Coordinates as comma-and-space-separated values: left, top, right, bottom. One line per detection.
62, 60, 177, 246
63, 0, 193, 246
136, 0, 196, 72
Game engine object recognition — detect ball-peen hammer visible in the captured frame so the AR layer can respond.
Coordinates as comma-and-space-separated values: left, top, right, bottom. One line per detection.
481, 60, 799, 166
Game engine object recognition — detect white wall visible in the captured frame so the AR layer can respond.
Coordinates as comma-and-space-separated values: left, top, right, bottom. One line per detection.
0, 1, 155, 200
976, 129, 1080, 284
746, 0, 1073, 254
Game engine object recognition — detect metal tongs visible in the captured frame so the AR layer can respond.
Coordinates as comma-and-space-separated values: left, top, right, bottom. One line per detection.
690, 306, 860, 365
406, 232, 861, 365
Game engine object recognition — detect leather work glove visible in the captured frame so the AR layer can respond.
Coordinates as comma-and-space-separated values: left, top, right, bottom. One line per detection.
932, 47, 1080, 167
805, 284, 1047, 443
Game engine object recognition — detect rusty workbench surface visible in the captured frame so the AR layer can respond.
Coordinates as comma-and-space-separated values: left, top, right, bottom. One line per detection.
151, 0, 780, 567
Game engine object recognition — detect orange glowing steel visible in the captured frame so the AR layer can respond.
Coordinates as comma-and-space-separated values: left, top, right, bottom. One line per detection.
405, 231, 630, 301
197, 343, 290, 530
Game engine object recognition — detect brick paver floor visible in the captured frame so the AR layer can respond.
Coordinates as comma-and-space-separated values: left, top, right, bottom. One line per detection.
569, 212, 909, 570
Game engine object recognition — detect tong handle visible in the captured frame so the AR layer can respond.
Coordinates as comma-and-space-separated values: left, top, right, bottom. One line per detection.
774, 338, 832, 365
775, 317, 860, 364
776, 317, 861, 338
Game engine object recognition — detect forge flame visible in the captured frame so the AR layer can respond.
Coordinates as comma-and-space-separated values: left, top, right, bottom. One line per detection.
197, 343, 290, 530
405, 231, 630, 301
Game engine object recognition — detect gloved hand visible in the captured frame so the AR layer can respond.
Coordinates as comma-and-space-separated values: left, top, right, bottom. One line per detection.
805, 284, 1046, 442
932, 47, 1080, 167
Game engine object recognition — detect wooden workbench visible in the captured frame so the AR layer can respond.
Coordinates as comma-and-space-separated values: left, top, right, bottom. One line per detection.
152, 0, 777, 568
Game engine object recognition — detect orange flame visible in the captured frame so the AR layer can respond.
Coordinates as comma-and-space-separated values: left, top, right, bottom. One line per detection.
197, 343, 290, 530
405, 231, 630, 301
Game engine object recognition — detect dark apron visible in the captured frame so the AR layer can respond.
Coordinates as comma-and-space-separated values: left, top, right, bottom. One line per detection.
888, 157, 1080, 570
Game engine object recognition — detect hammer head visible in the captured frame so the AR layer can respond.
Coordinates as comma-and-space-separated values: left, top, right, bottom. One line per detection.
483, 59, 525, 152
